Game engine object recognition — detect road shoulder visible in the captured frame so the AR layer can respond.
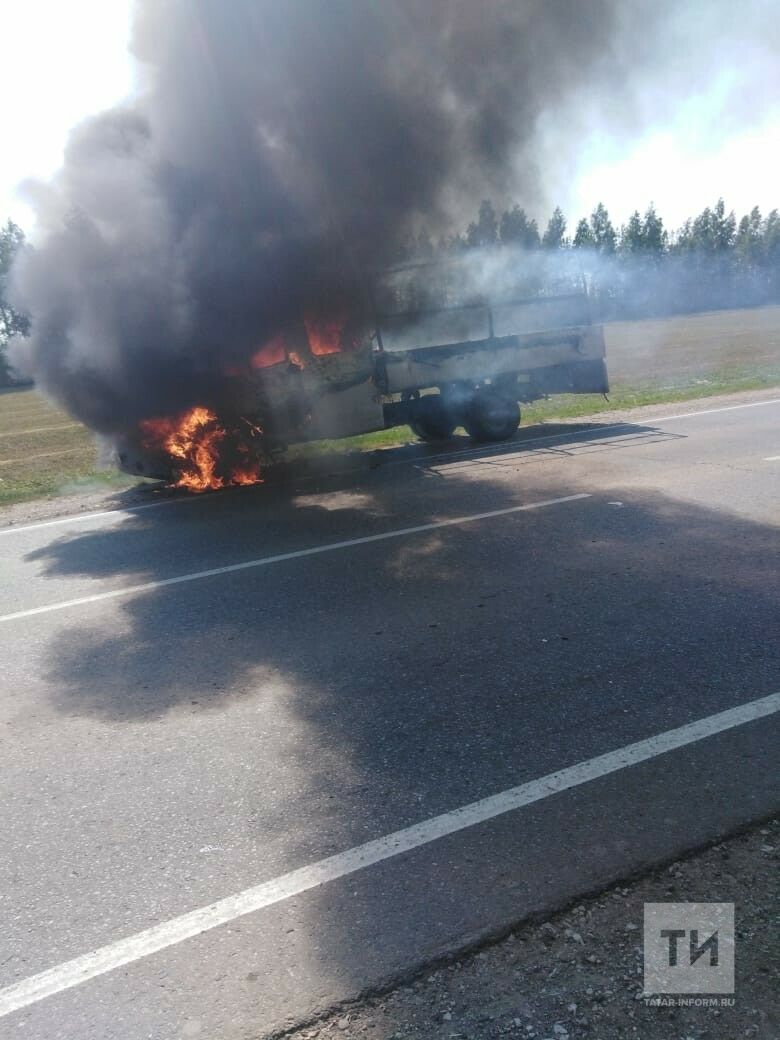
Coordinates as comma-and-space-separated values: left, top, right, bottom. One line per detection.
283, 819, 779, 1040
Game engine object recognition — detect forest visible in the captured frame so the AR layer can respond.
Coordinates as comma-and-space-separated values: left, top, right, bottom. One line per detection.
399, 198, 780, 319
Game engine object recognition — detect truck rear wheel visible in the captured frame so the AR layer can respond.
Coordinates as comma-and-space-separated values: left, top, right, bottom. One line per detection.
465, 391, 520, 442
410, 396, 457, 442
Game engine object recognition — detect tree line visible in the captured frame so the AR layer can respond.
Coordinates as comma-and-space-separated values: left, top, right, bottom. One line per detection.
402, 198, 780, 319
0, 220, 29, 384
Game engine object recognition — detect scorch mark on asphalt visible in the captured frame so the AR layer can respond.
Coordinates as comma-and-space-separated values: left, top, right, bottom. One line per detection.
0, 691, 777, 1019
0, 493, 589, 623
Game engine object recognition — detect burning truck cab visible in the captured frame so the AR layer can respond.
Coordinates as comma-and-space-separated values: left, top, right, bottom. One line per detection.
116, 255, 609, 490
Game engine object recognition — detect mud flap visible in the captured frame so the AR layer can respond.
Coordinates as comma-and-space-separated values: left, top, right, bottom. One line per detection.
531, 359, 609, 397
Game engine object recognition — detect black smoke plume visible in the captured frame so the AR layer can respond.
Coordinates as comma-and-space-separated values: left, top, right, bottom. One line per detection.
10, 0, 654, 432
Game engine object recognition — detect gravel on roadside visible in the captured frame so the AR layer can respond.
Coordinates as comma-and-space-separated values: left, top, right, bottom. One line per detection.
278, 818, 778, 1040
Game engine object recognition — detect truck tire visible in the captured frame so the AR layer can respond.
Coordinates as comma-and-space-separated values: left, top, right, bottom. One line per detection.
465, 391, 520, 442
410, 396, 457, 442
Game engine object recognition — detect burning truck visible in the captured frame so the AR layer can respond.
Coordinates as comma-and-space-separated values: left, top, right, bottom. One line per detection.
116, 254, 608, 491
7, 3, 627, 493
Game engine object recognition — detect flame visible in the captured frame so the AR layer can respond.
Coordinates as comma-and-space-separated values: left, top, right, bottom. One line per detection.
140, 406, 263, 492
304, 311, 349, 355
230, 466, 263, 486
249, 313, 356, 368
251, 332, 287, 369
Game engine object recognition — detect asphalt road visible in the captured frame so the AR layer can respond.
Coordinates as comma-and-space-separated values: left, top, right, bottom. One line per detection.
1, 393, 779, 1039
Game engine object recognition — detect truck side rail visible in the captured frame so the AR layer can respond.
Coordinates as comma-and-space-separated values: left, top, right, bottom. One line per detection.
376, 292, 593, 353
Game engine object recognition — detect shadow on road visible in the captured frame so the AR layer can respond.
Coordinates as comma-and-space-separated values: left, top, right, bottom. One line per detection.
90, 418, 686, 515
19, 415, 778, 837
12, 418, 780, 1032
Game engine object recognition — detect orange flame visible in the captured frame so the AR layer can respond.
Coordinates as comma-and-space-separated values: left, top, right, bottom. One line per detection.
248, 312, 356, 369
304, 312, 348, 355
230, 466, 263, 486
140, 407, 263, 492
251, 332, 287, 370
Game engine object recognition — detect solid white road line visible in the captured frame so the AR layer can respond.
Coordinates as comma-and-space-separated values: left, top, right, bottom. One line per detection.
0, 491, 206, 538
0, 493, 590, 623
764, 455, 780, 461
645, 397, 780, 422
1, 690, 777, 1019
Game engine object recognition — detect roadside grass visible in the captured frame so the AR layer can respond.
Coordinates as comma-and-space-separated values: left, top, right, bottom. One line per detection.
0, 388, 139, 508
1, 304, 779, 508
291, 360, 780, 457
522, 362, 780, 423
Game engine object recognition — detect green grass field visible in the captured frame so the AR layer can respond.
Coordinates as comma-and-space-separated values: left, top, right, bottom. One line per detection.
0, 389, 138, 507
2, 305, 779, 508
